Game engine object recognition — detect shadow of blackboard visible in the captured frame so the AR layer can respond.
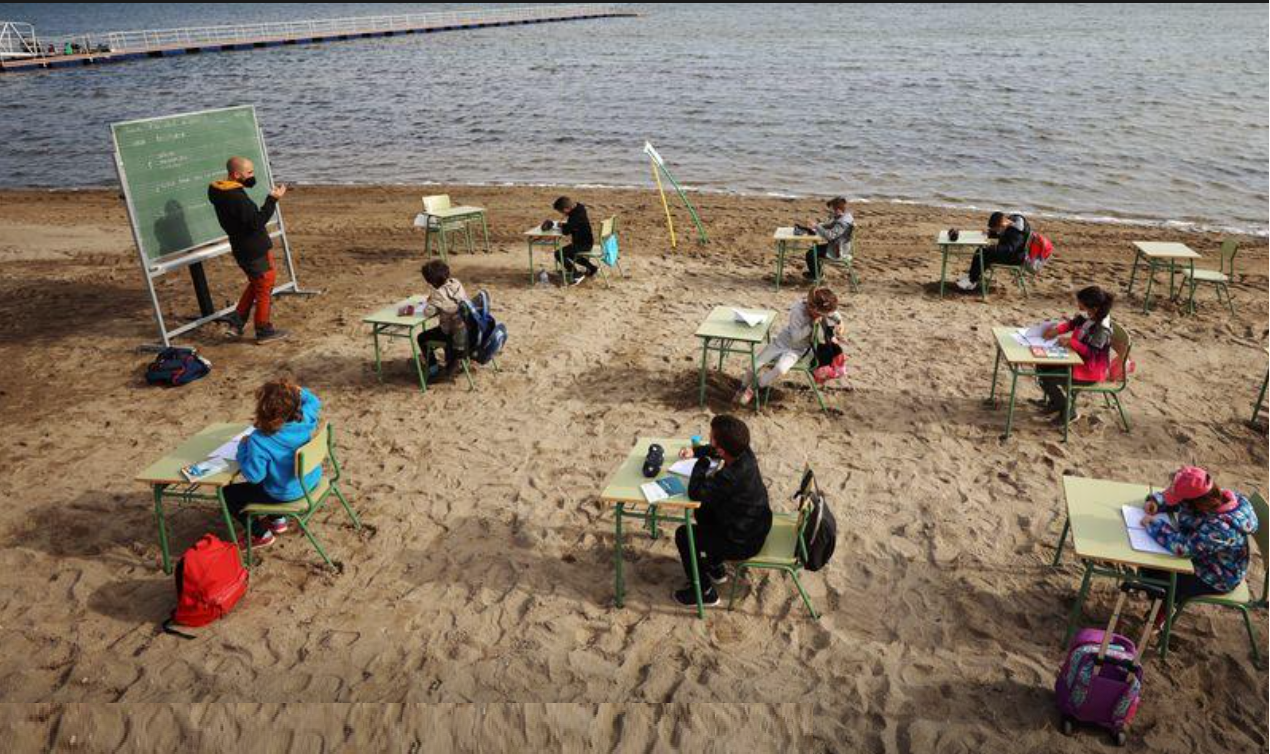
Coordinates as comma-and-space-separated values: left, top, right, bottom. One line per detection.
154, 199, 215, 317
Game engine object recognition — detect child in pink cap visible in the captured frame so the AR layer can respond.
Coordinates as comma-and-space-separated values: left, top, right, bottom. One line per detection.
1139, 466, 1258, 604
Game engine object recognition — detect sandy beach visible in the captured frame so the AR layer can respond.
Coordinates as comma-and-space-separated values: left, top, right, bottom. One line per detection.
0, 184, 1266, 751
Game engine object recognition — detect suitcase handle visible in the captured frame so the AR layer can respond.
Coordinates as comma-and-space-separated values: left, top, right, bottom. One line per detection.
1096, 587, 1164, 668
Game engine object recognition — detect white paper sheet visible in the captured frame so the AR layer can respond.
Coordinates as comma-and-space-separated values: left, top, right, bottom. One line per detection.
668, 457, 721, 477
733, 308, 766, 327
1013, 322, 1058, 348
208, 428, 255, 462
1122, 505, 1173, 555
641, 481, 669, 503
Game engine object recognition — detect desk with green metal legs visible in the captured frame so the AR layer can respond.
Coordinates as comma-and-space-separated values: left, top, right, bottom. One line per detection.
415, 206, 490, 259
1052, 476, 1193, 660
600, 438, 705, 619
937, 230, 992, 299
135, 422, 251, 574
772, 227, 824, 292
363, 297, 437, 394
987, 326, 1084, 442
524, 225, 575, 286
1127, 242, 1200, 314
695, 306, 776, 412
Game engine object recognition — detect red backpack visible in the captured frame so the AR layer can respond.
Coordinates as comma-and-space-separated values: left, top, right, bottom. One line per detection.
162, 534, 249, 639
1024, 230, 1055, 273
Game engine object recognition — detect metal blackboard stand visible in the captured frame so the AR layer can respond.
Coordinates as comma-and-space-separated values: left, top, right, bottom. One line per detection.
111, 106, 319, 350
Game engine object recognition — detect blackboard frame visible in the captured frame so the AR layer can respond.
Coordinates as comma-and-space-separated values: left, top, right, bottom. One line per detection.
111, 105, 307, 347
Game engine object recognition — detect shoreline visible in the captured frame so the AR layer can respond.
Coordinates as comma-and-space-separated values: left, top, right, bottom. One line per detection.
3, 182, 1265, 239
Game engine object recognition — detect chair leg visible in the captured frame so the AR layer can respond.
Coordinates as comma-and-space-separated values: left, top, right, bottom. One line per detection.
332, 484, 361, 529
1221, 283, 1236, 316
1241, 607, 1261, 664
727, 566, 745, 610
296, 517, 336, 569
788, 568, 819, 619
1112, 394, 1131, 432
460, 358, 476, 391
244, 514, 255, 568
805, 370, 828, 413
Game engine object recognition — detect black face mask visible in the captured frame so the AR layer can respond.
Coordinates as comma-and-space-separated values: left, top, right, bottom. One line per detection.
242, 176, 257, 189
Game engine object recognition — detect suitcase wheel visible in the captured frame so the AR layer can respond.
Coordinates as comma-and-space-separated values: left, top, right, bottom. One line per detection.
1060, 718, 1075, 737
1113, 730, 1128, 747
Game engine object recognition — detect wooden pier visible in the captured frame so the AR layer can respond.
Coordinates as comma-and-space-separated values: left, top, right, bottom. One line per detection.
0, 5, 635, 73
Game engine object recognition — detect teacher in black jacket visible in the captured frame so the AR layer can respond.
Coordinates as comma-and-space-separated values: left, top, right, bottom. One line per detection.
673, 414, 773, 608
209, 156, 289, 343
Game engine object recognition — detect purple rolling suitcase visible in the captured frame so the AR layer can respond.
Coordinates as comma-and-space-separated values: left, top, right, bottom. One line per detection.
1055, 586, 1162, 746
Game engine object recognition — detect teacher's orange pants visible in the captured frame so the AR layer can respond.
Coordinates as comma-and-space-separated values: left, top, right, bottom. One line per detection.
235, 253, 276, 328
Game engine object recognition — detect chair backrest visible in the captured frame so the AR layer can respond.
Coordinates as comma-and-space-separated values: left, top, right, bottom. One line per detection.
792, 465, 817, 561
1219, 239, 1239, 276
423, 194, 452, 214
1111, 322, 1132, 387
1249, 492, 1268, 601
294, 422, 333, 485
600, 216, 616, 240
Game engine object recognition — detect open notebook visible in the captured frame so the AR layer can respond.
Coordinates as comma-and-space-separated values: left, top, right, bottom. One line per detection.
1122, 506, 1172, 556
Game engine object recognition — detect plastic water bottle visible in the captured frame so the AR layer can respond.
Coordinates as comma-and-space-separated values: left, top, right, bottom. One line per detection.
536, 267, 551, 287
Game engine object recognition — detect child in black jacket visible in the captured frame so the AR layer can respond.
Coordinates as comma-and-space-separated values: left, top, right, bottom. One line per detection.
673, 414, 773, 607
552, 196, 598, 283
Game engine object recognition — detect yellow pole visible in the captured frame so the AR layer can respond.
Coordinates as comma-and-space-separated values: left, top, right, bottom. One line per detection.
651, 158, 677, 250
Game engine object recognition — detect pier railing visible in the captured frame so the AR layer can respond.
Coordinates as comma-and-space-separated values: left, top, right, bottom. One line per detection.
36, 5, 624, 56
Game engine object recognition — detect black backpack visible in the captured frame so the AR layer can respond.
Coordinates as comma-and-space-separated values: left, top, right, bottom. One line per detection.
145, 347, 211, 387
794, 467, 837, 572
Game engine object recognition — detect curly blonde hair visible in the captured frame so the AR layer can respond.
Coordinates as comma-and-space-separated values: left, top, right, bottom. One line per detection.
254, 378, 302, 435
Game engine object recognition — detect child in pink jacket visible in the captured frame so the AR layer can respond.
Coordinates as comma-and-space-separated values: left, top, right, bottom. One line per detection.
1035, 286, 1116, 421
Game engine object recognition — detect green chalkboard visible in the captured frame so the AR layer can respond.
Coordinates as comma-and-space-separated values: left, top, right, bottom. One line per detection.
111, 106, 275, 264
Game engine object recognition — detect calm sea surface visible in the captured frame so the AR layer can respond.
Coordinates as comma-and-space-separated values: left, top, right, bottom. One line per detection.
2, 3, 1267, 233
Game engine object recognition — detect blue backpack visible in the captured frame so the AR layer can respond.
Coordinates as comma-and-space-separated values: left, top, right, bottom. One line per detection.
460, 290, 507, 365
145, 347, 211, 387
600, 234, 620, 267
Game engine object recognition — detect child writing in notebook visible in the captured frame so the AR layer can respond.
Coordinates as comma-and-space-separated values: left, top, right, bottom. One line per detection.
1033, 285, 1115, 423
1139, 466, 1258, 613
416, 260, 469, 380
737, 287, 843, 406
671, 414, 772, 608
224, 377, 323, 548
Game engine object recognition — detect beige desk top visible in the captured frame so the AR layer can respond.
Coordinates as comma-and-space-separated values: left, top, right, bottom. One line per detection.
599, 437, 700, 509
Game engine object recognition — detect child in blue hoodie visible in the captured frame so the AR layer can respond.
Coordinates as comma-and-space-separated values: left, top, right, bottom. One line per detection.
1140, 466, 1259, 606
224, 378, 323, 547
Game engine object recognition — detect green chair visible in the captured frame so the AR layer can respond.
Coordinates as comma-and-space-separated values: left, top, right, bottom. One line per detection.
983, 263, 1033, 297
1183, 239, 1239, 315
811, 227, 860, 293
727, 466, 821, 618
422, 340, 500, 391
1161, 492, 1268, 663
760, 326, 829, 413
577, 216, 625, 287
1064, 322, 1132, 433
243, 422, 361, 569
422, 194, 476, 261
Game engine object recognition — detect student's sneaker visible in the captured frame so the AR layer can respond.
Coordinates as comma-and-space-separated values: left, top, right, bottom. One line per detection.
255, 325, 290, 344
222, 311, 246, 338
706, 565, 729, 585
954, 276, 977, 292
802, 270, 818, 281
1028, 398, 1065, 414
249, 530, 276, 549
569, 272, 587, 287
1053, 410, 1080, 425
269, 517, 290, 535
673, 584, 720, 609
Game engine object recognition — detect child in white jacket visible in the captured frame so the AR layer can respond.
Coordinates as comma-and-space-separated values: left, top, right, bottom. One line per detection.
738, 287, 843, 406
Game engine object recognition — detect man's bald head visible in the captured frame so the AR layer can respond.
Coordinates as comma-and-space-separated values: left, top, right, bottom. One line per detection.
226, 156, 254, 180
